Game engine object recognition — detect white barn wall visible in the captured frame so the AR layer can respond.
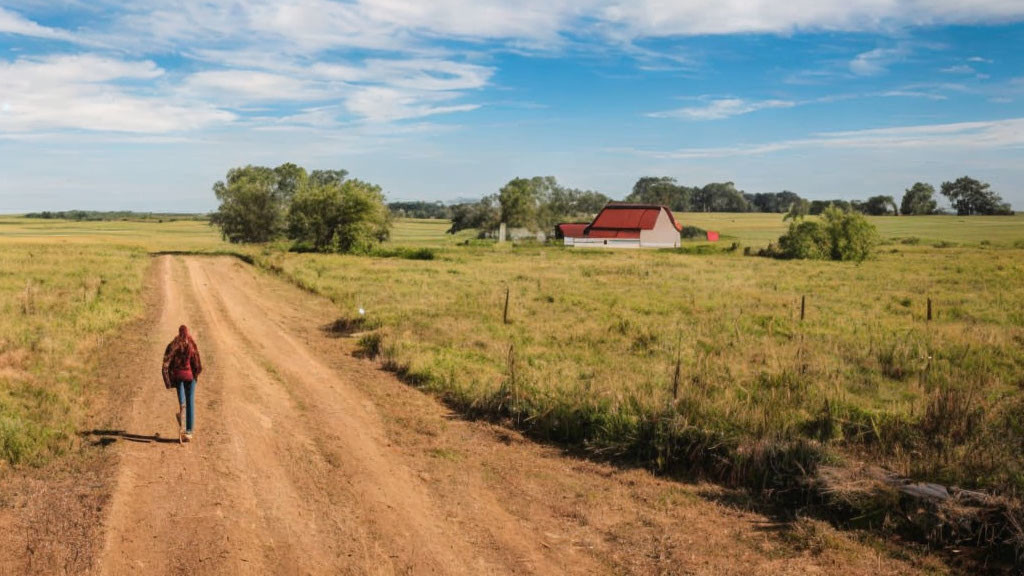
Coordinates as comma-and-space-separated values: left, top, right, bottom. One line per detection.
639, 209, 681, 248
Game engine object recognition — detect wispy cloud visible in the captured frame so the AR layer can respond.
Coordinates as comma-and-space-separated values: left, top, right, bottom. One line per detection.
879, 90, 948, 100
849, 45, 908, 76
648, 98, 795, 120
0, 6, 76, 41
941, 64, 977, 74
0, 54, 234, 133
638, 117, 1024, 159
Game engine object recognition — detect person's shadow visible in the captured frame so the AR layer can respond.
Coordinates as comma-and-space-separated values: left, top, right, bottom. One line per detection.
80, 429, 180, 446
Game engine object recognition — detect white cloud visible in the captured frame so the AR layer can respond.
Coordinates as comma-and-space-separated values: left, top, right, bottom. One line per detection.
312, 59, 492, 91
850, 46, 908, 76
176, 58, 492, 121
879, 90, 947, 100
64, 1, 1024, 56
0, 6, 75, 41
941, 64, 976, 74
343, 86, 479, 122
181, 69, 335, 104
4, 2, 1024, 135
597, 0, 1024, 37
642, 117, 1024, 159
0, 54, 234, 133
967, 56, 993, 63
649, 98, 795, 120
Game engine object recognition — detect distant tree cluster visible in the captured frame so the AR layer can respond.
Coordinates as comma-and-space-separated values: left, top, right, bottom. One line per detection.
939, 176, 1013, 215
210, 163, 390, 253
900, 183, 938, 215
24, 210, 204, 221
387, 201, 451, 219
448, 176, 609, 234
626, 178, 819, 214
417, 172, 1015, 238
625, 177, 753, 212
624, 175, 1011, 216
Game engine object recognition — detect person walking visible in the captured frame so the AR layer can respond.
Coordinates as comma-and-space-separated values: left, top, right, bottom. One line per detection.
162, 325, 203, 444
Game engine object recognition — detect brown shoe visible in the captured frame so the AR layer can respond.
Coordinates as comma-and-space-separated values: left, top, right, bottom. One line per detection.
183, 432, 193, 443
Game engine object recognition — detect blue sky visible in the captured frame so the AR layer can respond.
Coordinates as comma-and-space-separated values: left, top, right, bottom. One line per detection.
1, 1, 1023, 212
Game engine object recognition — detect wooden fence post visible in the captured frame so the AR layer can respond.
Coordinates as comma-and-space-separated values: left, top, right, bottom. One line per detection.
503, 286, 511, 324
927, 298, 932, 322
800, 295, 806, 322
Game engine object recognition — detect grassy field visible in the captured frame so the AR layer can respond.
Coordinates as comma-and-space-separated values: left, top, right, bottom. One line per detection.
0, 216, 230, 465
253, 214, 1024, 501
0, 215, 226, 252
678, 212, 1024, 247
0, 244, 150, 464
2, 213, 1023, 503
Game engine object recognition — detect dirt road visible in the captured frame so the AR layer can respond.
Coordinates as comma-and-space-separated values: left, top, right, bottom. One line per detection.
91, 256, 938, 575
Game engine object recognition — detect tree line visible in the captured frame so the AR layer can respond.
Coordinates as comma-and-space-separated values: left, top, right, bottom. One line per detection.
210, 164, 390, 253
447, 176, 610, 234
431, 174, 1012, 236
209, 167, 1012, 251
24, 210, 205, 221
625, 175, 1012, 216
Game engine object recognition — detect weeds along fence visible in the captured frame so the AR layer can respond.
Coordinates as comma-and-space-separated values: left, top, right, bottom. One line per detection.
244, 246, 1024, 565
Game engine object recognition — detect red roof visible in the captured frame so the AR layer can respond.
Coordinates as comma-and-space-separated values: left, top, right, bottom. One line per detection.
556, 223, 588, 238
586, 203, 682, 234
586, 229, 641, 239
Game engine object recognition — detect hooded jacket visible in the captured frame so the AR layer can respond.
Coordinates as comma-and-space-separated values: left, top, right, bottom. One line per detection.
162, 325, 203, 388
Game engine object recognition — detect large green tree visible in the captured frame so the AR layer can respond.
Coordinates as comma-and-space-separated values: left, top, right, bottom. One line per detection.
288, 179, 390, 253
693, 182, 751, 212
210, 165, 291, 243
940, 176, 1012, 215
498, 177, 544, 229
900, 182, 938, 215
860, 195, 898, 216
746, 191, 804, 213
626, 177, 694, 211
447, 195, 500, 233
496, 176, 608, 232
273, 162, 308, 203
309, 169, 349, 187
211, 163, 390, 251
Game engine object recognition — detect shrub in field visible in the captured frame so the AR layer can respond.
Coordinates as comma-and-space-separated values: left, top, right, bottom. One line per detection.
679, 225, 707, 239
370, 247, 436, 260
776, 220, 831, 260
763, 205, 878, 262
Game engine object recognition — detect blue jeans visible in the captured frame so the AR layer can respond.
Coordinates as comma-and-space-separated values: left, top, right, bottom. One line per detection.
176, 380, 196, 433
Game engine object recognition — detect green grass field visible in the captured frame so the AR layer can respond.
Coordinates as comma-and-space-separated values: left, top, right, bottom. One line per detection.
677, 212, 1024, 247
2, 213, 1023, 504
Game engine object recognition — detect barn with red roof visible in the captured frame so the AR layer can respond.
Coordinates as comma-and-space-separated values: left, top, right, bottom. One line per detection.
556, 203, 682, 248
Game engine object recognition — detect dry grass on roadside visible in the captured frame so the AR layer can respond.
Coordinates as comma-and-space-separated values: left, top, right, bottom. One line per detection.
254, 238, 1024, 501
0, 243, 148, 466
